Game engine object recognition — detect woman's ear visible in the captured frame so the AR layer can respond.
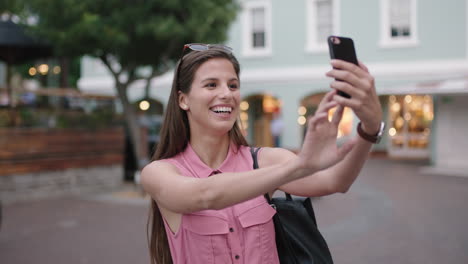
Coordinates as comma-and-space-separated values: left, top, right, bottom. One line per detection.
178, 91, 189, 110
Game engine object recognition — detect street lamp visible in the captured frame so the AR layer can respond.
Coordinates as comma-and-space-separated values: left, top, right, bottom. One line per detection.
139, 100, 150, 111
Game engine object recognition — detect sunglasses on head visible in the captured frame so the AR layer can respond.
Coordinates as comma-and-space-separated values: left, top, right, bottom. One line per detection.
182, 43, 233, 54
176, 43, 233, 90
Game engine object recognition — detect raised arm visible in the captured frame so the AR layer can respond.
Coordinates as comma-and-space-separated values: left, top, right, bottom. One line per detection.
322, 59, 383, 190
140, 98, 355, 214
141, 158, 304, 214
271, 60, 382, 197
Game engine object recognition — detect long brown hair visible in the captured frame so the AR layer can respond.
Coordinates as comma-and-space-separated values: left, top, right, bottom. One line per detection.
147, 47, 248, 264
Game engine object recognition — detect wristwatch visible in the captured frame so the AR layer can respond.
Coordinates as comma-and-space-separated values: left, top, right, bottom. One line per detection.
357, 121, 385, 144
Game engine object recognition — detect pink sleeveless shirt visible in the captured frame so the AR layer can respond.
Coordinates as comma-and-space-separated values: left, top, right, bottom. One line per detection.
160, 144, 279, 264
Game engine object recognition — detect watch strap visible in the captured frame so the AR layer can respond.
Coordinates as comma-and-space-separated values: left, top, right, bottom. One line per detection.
357, 122, 384, 144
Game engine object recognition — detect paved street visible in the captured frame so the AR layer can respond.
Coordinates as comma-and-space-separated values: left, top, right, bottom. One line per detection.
1, 157, 468, 264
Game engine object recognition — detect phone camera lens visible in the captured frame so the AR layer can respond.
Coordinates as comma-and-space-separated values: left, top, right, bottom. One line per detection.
331, 36, 341, 45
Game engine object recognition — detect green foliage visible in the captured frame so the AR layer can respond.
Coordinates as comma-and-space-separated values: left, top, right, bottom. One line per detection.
25, 0, 239, 69
12, 0, 239, 163
0, 109, 10, 127
0, 0, 24, 15
12, 57, 82, 88
55, 109, 124, 130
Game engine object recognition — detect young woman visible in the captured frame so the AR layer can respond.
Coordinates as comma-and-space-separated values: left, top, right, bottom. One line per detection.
141, 44, 383, 264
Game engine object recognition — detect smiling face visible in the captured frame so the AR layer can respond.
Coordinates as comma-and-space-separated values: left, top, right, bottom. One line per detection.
178, 58, 240, 137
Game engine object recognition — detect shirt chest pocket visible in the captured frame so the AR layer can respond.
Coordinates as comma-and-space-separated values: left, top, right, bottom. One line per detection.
183, 211, 230, 263
236, 196, 276, 228
234, 196, 278, 263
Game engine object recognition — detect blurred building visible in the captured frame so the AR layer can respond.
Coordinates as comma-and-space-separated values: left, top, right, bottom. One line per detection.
78, 0, 468, 174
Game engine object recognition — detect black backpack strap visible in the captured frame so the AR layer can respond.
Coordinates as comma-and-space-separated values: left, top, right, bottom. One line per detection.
250, 146, 261, 170
250, 146, 293, 203
250, 147, 273, 203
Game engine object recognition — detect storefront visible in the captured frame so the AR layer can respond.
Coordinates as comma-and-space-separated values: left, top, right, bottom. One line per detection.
299, 93, 355, 141
240, 94, 282, 147
296, 91, 435, 160
384, 77, 468, 175
387, 94, 434, 159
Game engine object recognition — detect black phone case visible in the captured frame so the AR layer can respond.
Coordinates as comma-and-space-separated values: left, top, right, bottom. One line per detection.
327, 36, 358, 98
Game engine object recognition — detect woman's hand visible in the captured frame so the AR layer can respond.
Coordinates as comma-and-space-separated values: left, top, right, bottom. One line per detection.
326, 59, 383, 134
298, 90, 357, 173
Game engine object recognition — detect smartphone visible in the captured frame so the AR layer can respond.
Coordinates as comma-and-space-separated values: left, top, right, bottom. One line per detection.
327, 35, 359, 98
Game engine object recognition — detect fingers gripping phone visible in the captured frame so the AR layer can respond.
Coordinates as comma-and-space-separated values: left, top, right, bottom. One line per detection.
327, 35, 359, 98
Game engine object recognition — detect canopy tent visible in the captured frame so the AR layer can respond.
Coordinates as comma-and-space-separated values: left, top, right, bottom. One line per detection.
0, 19, 52, 64
0, 19, 53, 108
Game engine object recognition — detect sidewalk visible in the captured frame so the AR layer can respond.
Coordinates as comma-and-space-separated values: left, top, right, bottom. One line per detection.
1, 157, 468, 264
315, 158, 468, 264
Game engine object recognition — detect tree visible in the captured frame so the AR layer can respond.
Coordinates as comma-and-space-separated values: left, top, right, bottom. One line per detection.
0, 0, 23, 18
24, 0, 238, 168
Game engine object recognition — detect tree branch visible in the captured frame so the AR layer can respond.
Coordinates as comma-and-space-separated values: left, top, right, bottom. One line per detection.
99, 54, 119, 80
126, 65, 137, 85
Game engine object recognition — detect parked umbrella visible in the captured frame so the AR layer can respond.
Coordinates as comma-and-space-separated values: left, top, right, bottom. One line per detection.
0, 19, 52, 124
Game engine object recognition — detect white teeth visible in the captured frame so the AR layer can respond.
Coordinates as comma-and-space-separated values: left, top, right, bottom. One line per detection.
211, 106, 232, 113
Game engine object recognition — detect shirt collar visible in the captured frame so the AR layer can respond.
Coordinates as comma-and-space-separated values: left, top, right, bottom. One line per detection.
182, 142, 238, 178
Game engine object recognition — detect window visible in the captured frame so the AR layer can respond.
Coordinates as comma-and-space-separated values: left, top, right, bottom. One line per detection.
241, 0, 272, 57
390, 0, 411, 37
380, 0, 418, 48
306, 0, 339, 53
252, 8, 266, 48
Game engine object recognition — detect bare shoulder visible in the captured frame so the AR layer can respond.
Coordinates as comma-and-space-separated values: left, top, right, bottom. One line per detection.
140, 160, 181, 185
257, 147, 297, 168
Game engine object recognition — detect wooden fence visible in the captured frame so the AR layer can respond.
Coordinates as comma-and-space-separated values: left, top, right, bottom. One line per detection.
0, 127, 124, 175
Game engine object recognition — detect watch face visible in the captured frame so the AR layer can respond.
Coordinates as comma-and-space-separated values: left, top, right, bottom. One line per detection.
378, 122, 386, 136
375, 122, 386, 143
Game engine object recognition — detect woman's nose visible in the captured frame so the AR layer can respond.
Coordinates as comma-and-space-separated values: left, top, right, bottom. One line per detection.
219, 84, 232, 99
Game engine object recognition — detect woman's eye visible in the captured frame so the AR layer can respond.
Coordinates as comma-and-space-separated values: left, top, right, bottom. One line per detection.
229, 84, 239, 89
206, 83, 217, 88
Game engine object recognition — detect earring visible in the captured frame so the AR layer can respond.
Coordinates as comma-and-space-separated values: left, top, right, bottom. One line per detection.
181, 104, 188, 110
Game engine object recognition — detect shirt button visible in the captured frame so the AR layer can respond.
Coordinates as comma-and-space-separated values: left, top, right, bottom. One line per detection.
235, 255, 240, 260
229, 227, 234, 232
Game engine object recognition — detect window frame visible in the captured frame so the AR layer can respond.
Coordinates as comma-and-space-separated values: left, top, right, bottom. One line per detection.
379, 0, 419, 48
305, 0, 340, 53
241, 0, 273, 57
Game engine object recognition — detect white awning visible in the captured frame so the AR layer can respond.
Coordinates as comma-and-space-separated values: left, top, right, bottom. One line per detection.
382, 77, 468, 95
